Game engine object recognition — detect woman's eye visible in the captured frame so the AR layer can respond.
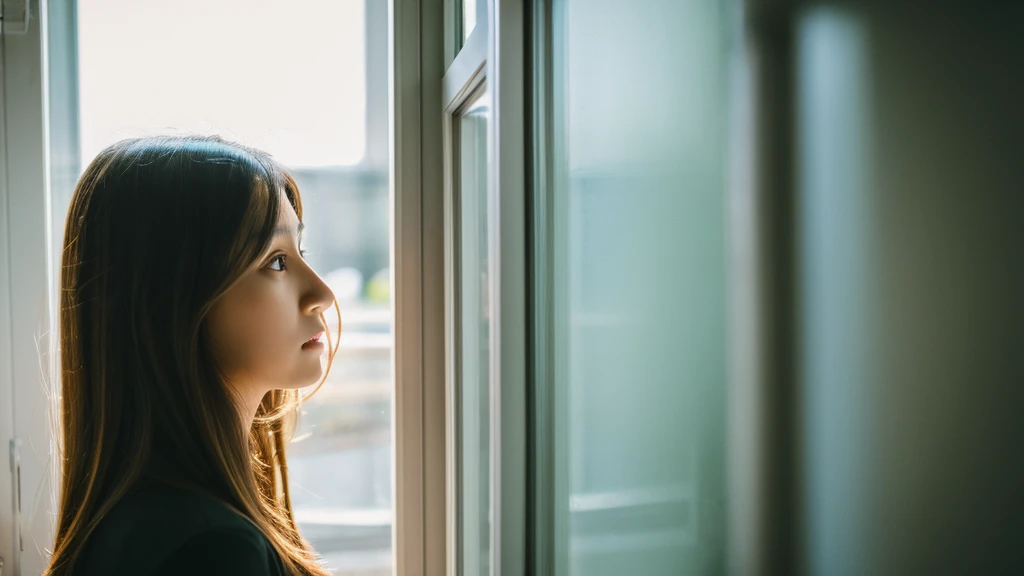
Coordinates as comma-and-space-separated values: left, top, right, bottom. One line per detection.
268, 249, 307, 272
268, 255, 287, 271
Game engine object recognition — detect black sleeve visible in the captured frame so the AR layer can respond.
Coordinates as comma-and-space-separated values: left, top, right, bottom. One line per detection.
152, 526, 277, 576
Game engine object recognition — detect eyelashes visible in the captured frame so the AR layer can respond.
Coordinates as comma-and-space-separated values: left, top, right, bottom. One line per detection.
267, 249, 309, 272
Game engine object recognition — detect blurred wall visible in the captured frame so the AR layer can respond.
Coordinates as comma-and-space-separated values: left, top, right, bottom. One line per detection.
738, 2, 1024, 575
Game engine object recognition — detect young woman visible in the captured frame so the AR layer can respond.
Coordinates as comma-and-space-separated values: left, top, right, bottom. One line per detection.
44, 135, 340, 575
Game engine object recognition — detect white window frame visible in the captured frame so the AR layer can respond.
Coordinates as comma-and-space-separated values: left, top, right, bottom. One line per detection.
391, 0, 449, 573
442, 29, 487, 576
1, 0, 60, 573
489, 0, 527, 573
440, 0, 526, 573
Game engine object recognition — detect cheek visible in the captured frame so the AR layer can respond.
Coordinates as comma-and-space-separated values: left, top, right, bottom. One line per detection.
207, 282, 296, 383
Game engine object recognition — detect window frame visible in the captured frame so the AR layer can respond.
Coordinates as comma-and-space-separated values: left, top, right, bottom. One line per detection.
391, 0, 448, 572
441, 0, 527, 572
445, 0, 489, 71
0, 0, 61, 573
442, 51, 487, 576
488, 0, 528, 573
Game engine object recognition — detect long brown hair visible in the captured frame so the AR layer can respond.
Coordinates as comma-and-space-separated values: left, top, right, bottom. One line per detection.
45, 135, 339, 575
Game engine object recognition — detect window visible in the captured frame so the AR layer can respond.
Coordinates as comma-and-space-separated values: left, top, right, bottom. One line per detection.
8, 0, 445, 573
70, 1, 392, 574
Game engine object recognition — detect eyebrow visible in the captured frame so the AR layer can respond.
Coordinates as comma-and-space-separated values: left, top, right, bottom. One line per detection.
272, 222, 305, 237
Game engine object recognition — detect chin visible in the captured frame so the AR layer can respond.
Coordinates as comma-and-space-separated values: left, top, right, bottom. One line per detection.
283, 374, 323, 391
293, 365, 328, 390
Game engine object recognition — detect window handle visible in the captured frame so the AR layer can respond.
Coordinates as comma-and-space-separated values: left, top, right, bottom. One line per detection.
9, 438, 23, 553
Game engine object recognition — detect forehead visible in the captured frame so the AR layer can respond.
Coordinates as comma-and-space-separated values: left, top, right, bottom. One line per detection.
278, 194, 299, 225
270, 193, 305, 246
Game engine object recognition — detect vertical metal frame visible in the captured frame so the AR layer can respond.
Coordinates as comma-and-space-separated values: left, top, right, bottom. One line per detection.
441, 0, 527, 572
0, 5, 16, 570
442, 99, 461, 576
0, 0, 59, 573
526, 0, 567, 573
442, 33, 487, 576
489, 0, 526, 573
391, 0, 448, 572
525, 0, 550, 570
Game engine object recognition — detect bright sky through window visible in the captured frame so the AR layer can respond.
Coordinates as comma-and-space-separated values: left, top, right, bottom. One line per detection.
77, 0, 366, 168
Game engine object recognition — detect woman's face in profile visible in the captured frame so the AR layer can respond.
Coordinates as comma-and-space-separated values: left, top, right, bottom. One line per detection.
205, 194, 335, 405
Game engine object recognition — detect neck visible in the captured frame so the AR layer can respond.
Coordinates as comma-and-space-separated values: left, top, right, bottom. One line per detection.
231, 384, 271, 436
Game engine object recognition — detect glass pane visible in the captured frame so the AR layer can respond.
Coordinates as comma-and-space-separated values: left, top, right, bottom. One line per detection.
537, 0, 730, 574
76, 2, 392, 575
457, 89, 491, 576
463, 0, 477, 44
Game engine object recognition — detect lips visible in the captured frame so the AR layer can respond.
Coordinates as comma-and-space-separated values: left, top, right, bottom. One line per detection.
303, 331, 325, 347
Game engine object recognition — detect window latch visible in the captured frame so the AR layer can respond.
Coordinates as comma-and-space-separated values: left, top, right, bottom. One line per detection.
9, 437, 23, 555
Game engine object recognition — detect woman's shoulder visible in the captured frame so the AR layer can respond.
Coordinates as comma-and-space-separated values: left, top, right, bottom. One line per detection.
76, 480, 283, 575
148, 524, 284, 576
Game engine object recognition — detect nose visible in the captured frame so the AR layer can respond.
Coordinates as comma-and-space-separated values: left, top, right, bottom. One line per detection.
301, 265, 336, 318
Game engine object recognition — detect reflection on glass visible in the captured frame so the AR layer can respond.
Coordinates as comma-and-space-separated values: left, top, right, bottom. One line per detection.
463, 0, 477, 44
77, 1, 392, 574
543, 0, 729, 574
458, 89, 491, 576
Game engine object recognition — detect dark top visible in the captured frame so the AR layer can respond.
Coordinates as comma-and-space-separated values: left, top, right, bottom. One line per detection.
75, 479, 285, 575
